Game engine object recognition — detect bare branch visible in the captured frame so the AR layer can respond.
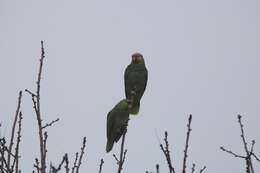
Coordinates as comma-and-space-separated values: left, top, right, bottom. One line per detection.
182, 114, 192, 173
64, 154, 69, 173
34, 158, 40, 173
220, 146, 245, 159
199, 166, 206, 173
238, 115, 249, 155
156, 164, 159, 173
0, 141, 4, 172
1, 141, 16, 159
191, 163, 195, 173
43, 132, 48, 164
98, 159, 104, 173
238, 115, 254, 173
26, 41, 46, 173
160, 131, 175, 173
25, 89, 36, 97
25, 90, 38, 115
42, 118, 60, 129
7, 91, 22, 169
250, 140, 255, 154
112, 119, 129, 173
51, 153, 68, 173
221, 115, 259, 173
252, 153, 260, 162
0, 139, 12, 173
113, 154, 119, 164
117, 127, 128, 173
71, 152, 78, 173
36, 40, 45, 113
36, 40, 46, 173
75, 137, 86, 173
13, 112, 23, 173
122, 149, 127, 164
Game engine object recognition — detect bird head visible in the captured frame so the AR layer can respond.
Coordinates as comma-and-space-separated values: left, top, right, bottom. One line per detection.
131, 52, 144, 64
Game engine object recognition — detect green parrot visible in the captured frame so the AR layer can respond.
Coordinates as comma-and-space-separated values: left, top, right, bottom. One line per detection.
106, 99, 130, 152
124, 53, 148, 115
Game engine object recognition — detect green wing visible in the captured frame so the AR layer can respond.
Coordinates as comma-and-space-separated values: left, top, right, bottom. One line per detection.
124, 64, 148, 100
124, 64, 132, 98
124, 64, 148, 114
106, 110, 113, 139
106, 100, 130, 152
106, 110, 115, 152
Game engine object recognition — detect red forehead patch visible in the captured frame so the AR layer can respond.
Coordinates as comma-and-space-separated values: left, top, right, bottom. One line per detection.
132, 52, 143, 57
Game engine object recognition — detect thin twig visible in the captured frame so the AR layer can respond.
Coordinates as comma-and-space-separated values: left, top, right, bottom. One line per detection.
252, 153, 260, 162
37, 40, 46, 173
42, 118, 60, 129
0, 141, 4, 173
26, 41, 46, 173
24, 89, 36, 97
113, 154, 119, 164
7, 91, 22, 170
1, 142, 16, 159
64, 154, 69, 173
220, 146, 246, 159
98, 159, 104, 173
14, 112, 22, 173
0, 139, 10, 173
160, 131, 175, 173
182, 114, 192, 173
49, 162, 52, 173
43, 132, 48, 164
238, 115, 254, 173
75, 137, 86, 173
122, 149, 127, 164
1, 136, 18, 173
34, 158, 40, 173
221, 115, 259, 173
156, 164, 159, 173
199, 166, 206, 173
117, 128, 127, 173
71, 152, 79, 173
25, 90, 38, 116
238, 115, 249, 154
51, 153, 68, 173
113, 119, 129, 173
0, 138, 5, 172
191, 163, 195, 173
250, 140, 255, 154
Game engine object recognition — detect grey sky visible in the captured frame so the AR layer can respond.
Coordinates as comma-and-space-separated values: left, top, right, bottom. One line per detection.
1, 0, 260, 172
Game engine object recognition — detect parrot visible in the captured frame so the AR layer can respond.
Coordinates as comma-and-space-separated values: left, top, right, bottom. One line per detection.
106, 99, 130, 152
124, 52, 148, 115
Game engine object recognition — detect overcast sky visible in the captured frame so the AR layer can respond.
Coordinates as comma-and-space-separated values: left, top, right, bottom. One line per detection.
1, 0, 260, 172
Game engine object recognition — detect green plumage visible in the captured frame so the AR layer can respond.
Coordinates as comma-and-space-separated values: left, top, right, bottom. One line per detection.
124, 53, 148, 115
106, 99, 130, 152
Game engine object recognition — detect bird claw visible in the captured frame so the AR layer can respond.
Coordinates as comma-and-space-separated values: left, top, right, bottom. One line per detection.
123, 121, 128, 132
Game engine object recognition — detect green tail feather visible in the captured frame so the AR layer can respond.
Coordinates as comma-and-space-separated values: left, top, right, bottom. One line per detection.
106, 141, 114, 153
129, 101, 140, 115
